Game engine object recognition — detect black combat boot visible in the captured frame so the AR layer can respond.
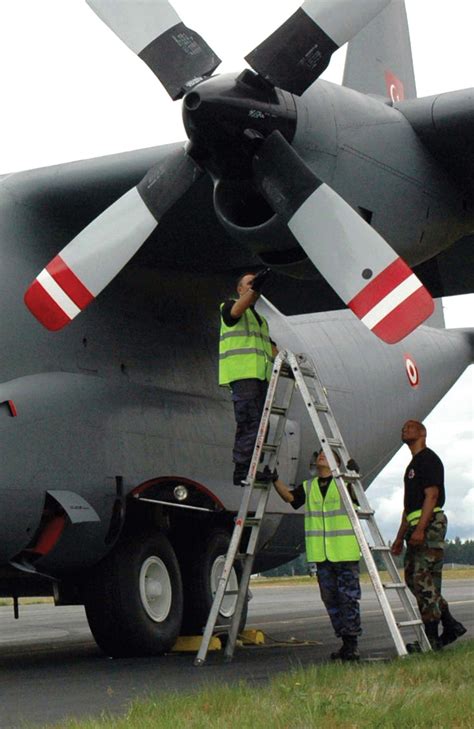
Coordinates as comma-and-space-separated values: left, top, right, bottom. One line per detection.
406, 621, 442, 653
330, 635, 360, 661
424, 620, 442, 650
440, 609, 467, 646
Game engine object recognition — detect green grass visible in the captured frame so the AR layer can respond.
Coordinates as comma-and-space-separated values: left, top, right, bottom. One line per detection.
45, 640, 474, 729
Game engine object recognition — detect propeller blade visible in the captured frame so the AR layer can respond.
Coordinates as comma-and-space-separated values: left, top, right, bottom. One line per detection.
25, 148, 202, 331
253, 132, 434, 344
86, 0, 221, 100
245, 0, 390, 95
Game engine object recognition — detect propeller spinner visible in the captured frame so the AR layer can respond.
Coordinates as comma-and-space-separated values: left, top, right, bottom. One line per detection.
25, 0, 433, 343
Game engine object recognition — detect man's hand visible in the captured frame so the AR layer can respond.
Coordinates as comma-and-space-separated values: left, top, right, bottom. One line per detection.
408, 527, 425, 547
390, 537, 404, 556
251, 268, 271, 293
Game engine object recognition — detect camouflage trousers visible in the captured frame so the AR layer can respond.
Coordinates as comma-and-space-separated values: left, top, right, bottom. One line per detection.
404, 512, 449, 623
312, 560, 362, 637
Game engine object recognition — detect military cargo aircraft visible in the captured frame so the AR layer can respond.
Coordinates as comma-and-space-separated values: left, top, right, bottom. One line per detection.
0, 0, 472, 657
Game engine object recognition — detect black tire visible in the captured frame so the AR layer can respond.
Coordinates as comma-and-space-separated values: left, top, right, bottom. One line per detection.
181, 529, 248, 636
84, 531, 183, 657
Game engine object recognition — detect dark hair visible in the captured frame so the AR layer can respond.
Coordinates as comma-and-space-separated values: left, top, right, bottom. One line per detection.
236, 272, 256, 290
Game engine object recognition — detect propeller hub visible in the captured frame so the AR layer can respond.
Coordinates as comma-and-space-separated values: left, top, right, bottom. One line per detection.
182, 70, 296, 179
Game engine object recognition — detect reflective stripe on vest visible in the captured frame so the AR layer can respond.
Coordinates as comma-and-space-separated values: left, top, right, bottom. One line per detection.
407, 506, 443, 526
218, 304, 273, 385
303, 478, 360, 562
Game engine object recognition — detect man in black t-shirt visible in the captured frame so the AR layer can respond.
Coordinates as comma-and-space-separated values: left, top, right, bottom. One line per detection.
391, 420, 466, 650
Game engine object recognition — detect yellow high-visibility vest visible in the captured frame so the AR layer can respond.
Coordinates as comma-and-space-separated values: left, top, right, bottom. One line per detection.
406, 506, 443, 526
303, 478, 360, 562
219, 303, 273, 386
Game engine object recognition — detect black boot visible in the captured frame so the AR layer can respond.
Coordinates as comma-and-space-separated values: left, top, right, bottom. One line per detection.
233, 464, 249, 486
424, 620, 442, 650
407, 621, 442, 653
330, 635, 360, 661
440, 609, 467, 647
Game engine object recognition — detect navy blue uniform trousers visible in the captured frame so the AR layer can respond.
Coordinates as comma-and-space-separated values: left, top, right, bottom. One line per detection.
231, 379, 267, 471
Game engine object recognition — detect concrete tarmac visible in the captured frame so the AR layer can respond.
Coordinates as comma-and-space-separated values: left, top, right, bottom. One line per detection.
0, 579, 472, 728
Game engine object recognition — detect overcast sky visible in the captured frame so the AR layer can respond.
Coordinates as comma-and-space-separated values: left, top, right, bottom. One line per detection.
0, 1, 472, 541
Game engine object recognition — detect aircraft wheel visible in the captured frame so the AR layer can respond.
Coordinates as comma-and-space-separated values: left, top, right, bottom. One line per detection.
84, 531, 183, 657
181, 529, 248, 636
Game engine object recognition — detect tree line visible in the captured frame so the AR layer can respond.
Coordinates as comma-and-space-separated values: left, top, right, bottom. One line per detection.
262, 538, 474, 577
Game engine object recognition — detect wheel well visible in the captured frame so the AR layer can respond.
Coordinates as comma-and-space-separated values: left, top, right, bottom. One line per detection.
125, 477, 234, 557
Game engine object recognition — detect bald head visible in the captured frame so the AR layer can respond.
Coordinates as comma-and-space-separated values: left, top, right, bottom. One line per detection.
401, 420, 427, 451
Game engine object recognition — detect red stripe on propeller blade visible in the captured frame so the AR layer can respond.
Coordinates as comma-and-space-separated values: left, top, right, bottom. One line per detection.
349, 258, 411, 319
24, 280, 72, 331
371, 286, 434, 344
46, 255, 94, 309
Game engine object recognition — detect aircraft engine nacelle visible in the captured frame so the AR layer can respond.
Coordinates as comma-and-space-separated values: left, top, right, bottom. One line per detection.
213, 177, 319, 280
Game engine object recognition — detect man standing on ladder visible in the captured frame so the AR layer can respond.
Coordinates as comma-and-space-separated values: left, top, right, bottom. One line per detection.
391, 420, 466, 651
219, 270, 275, 486
273, 448, 362, 661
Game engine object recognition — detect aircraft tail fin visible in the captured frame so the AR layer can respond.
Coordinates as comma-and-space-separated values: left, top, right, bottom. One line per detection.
342, 0, 416, 102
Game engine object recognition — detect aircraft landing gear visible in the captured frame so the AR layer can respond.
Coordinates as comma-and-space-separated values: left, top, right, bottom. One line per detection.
180, 529, 248, 636
84, 531, 183, 657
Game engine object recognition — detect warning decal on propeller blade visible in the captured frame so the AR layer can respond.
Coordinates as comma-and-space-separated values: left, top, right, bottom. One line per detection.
348, 258, 434, 344
25, 255, 94, 331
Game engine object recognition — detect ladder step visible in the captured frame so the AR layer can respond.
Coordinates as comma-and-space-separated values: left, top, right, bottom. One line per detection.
271, 406, 287, 416
325, 438, 342, 447
383, 583, 406, 590
397, 619, 423, 628
315, 403, 329, 412
244, 518, 261, 527
370, 545, 391, 552
262, 443, 277, 454
356, 510, 375, 519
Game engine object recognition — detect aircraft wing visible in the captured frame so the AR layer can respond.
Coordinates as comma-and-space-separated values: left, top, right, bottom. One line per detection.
397, 89, 474, 193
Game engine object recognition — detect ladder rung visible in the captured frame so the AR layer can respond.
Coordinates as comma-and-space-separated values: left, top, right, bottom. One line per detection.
244, 518, 261, 527
271, 406, 287, 416
370, 545, 391, 552
397, 619, 423, 628
325, 438, 342, 447
315, 403, 329, 412
356, 510, 375, 519
262, 444, 277, 453
383, 583, 406, 590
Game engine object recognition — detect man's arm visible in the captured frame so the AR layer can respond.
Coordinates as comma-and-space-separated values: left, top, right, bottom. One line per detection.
391, 512, 409, 556
230, 289, 259, 319
408, 486, 440, 546
273, 477, 294, 503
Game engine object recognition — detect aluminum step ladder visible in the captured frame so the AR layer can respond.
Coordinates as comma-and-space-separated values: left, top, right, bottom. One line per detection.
194, 350, 297, 666
194, 350, 431, 666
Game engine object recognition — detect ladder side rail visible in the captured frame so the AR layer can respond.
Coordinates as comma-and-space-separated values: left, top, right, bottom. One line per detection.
348, 476, 430, 649
330, 474, 409, 656
195, 484, 256, 665
223, 354, 299, 660
195, 351, 292, 666
224, 548, 257, 661
245, 352, 288, 484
